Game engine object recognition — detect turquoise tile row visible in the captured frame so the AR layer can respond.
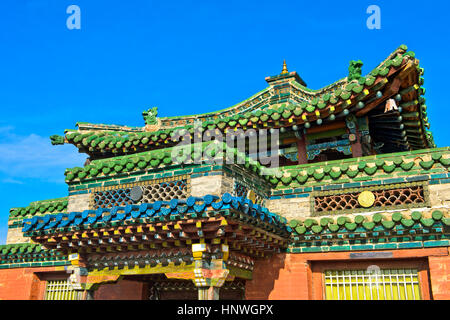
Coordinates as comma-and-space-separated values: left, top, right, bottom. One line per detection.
270, 193, 310, 200
0, 260, 71, 269
287, 239, 450, 253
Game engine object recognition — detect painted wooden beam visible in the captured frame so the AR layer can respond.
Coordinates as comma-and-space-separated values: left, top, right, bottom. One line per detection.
357, 62, 415, 117
305, 121, 346, 135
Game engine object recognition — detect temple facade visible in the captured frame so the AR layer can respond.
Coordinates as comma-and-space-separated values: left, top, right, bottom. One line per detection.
1, 45, 449, 300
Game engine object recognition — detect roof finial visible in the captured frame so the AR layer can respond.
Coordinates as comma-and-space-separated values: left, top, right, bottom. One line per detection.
281, 60, 289, 75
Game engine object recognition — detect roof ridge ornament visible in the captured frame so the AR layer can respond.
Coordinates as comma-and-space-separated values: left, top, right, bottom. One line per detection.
143, 107, 158, 125
50, 135, 65, 145
281, 60, 289, 75
348, 60, 363, 81
266, 60, 307, 86
143, 107, 162, 132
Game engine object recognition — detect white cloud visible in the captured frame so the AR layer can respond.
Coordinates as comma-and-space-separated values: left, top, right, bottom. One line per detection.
1, 178, 24, 184
0, 127, 86, 184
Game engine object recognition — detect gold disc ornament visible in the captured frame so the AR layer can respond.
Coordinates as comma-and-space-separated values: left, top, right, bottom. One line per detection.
358, 191, 375, 208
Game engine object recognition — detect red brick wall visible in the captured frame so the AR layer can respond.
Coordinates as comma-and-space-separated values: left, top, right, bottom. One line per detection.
1, 248, 449, 300
0, 268, 36, 300
246, 248, 450, 300
0, 267, 58, 300
429, 255, 450, 300
94, 279, 146, 300
245, 254, 311, 300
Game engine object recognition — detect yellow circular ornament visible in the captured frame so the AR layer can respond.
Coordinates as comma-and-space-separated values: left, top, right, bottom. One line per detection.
358, 191, 375, 208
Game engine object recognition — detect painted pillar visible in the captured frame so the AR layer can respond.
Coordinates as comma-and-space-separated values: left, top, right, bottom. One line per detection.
67, 252, 91, 300
346, 115, 363, 158
198, 286, 220, 300
351, 131, 363, 158
192, 243, 230, 300
296, 132, 308, 164
357, 116, 373, 156
296, 138, 308, 164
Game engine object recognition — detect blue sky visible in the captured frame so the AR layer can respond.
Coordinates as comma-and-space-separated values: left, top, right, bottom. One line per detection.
0, 0, 448, 243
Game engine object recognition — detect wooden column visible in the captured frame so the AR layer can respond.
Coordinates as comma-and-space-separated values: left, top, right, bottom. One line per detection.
351, 131, 363, 158
198, 286, 220, 300
296, 135, 308, 165
192, 243, 229, 300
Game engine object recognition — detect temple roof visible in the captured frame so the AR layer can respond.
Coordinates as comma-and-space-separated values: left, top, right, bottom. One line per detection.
289, 208, 450, 238
62, 145, 449, 189
265, 147, 449, 188
0, 243, 68, 268
18, 200, 450, 256
56, 45, 434, 159
22, 193, 292, 258
22, 193, 289, 235
9, 197, 68, 220
63, 141, 261, 183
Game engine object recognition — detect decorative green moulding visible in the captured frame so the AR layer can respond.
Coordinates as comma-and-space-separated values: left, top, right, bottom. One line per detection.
65, 142, 262, 183
289, 209, 450, 236
0, 243, 67, 266
0, 243, 43, 255
269, 148, 449, 187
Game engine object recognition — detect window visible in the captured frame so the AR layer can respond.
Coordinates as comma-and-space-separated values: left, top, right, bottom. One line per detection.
45, 280, 82, 300
312, 260, 431, 300
324, 268, 421, 300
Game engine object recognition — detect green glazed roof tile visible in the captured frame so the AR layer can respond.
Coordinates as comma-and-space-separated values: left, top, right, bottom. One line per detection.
9, 197, 68, 220
290, 208, 449, 238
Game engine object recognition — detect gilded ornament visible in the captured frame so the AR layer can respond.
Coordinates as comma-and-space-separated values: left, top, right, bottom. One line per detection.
358, 191, 375, 208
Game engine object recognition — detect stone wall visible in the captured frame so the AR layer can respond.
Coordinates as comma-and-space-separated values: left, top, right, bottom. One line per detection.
67, 193, 90, 213
221, 173, 234, 195
429, 184, 450, 208
190, 175, 233, 198
6, 227, 30, 245
265, 197, 311, 220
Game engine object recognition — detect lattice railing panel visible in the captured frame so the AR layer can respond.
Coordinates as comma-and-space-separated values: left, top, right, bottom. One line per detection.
93, 179, 188, 210
315, 186, 425, 213
94, 188, 132, 209
142, 180, 188, 203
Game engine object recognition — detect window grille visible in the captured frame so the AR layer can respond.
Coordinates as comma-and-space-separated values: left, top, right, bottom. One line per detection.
142, 180, 187, 203
324, 268, 421, 300
45, 280, 82, 300
315, 185, 425, 213
94, 188, 132, 209
93, 179, 188, 209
